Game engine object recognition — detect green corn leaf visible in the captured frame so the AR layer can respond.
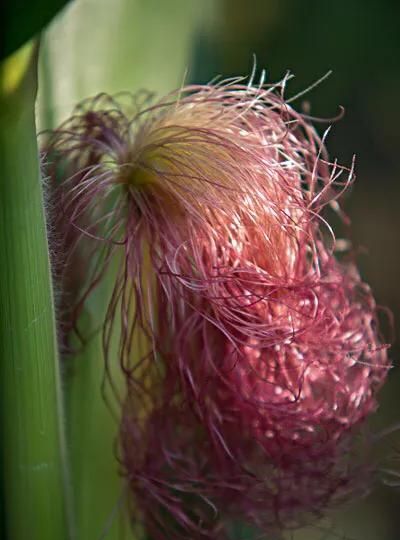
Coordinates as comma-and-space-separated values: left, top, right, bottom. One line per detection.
0, 42, 72, 540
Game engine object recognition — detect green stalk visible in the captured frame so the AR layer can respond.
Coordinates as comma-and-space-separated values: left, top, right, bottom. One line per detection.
0, 42, 72, 540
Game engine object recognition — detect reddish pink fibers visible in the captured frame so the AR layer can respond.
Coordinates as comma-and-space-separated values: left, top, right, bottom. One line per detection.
43, 78, 390, 538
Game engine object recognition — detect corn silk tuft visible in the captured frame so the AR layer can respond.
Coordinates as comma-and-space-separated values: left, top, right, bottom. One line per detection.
43, 77, 391, 539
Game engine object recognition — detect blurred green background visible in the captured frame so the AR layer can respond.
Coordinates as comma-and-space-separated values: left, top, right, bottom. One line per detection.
34, 0, 400, 538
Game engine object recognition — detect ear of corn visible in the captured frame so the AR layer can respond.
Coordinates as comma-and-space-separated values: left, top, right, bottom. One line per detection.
35, 3, 208, 539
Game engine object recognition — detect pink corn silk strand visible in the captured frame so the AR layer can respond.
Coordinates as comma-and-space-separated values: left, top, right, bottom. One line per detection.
43, 81, 390, 538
